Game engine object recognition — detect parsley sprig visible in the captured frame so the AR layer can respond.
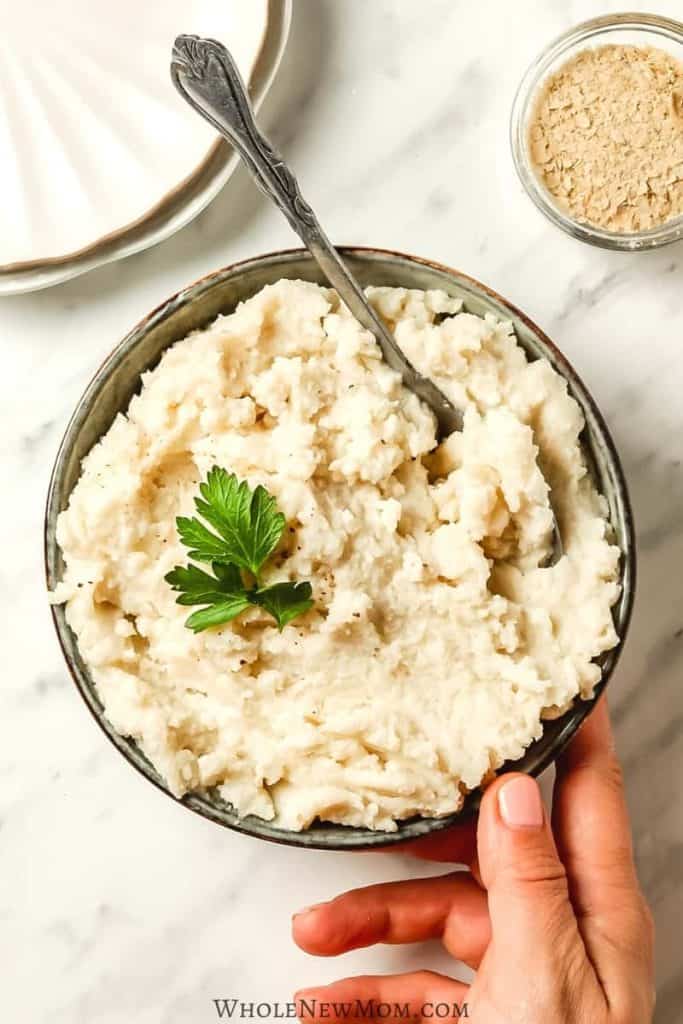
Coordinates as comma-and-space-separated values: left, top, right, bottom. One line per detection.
165, 467, 313, 633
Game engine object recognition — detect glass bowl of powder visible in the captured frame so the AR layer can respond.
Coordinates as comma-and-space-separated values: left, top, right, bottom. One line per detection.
511, 12, 683, 251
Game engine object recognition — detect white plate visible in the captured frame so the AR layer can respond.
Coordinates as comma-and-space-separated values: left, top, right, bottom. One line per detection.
0, 0, 290, 293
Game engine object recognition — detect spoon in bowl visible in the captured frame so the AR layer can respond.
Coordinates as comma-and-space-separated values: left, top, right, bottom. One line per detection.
170, 35, 562, 566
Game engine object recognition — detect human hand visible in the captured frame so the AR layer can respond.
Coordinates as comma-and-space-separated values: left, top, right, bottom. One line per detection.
291, 699, 655, 1022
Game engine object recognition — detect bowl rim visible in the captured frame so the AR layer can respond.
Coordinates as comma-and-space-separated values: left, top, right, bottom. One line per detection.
45, 245, 637, 850
510, 11, 683, 251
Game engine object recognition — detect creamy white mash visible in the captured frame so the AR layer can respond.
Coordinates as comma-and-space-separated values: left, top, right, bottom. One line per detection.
53, 280, 620, 831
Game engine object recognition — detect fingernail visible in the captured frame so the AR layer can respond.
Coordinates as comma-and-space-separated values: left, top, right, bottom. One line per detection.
292, 901, 326, 920
498, 775, 544, 830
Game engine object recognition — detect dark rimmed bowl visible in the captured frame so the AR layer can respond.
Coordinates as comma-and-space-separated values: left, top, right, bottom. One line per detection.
45, 247, 636, 850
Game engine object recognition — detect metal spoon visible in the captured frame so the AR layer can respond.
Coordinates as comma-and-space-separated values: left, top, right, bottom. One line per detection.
170, 35, 562, 566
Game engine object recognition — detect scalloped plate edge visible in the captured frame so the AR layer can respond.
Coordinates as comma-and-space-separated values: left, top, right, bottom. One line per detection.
0, 0, 292, 295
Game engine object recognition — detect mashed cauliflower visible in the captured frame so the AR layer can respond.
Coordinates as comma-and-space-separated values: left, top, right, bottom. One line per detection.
53, 280, 620, 831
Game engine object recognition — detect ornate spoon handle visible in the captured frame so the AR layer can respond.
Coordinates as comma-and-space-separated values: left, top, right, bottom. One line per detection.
170, 34, 462, 437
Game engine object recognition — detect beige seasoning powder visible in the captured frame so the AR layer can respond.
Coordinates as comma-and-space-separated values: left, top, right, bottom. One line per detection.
529, 44, 683, 232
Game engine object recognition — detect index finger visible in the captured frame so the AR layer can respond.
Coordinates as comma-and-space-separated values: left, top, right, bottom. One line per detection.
374, 820, 477, 866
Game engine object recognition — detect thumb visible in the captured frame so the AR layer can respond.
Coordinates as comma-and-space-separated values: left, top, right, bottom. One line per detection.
477, 773, 579, 956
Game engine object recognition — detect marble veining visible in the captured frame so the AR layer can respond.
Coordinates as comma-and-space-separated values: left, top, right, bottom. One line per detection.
2, 2, 682, 1021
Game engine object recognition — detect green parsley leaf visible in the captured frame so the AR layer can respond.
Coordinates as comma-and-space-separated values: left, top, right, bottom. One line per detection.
165, 561, 245, 607
165, 561, 252, 633
167, 468, 314, 634
185, 601, 252, 634
253, 581, 314, 632
179, 466, 285, 578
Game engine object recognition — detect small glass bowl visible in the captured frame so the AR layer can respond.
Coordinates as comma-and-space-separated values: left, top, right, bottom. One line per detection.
510, 12, 683, 251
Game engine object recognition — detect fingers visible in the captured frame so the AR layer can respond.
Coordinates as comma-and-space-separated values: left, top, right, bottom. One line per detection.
553, 699, 654, 970
292, 873, 490, 968
375, 822, 477, 866
295, 972, 469, 1023
477, 772, 587, 968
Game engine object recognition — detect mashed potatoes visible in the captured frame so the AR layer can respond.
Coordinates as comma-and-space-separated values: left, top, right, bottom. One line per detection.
53, 280, 620, 831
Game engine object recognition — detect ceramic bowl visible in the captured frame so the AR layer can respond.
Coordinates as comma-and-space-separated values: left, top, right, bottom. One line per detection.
45, 248, 636, 849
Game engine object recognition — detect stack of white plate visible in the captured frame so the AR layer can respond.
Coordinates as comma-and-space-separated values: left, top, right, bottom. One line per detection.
0, 0, 291, 293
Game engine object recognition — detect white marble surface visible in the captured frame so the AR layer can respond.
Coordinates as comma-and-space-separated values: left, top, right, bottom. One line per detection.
3, 2, 682, 1021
